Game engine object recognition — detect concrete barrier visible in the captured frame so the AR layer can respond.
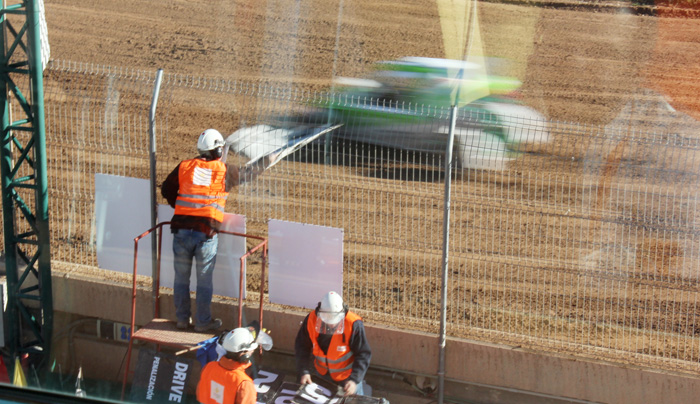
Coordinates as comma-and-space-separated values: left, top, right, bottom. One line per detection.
51, 267, 700, 404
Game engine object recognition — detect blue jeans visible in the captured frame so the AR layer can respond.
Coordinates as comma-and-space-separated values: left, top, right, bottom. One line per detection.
172, 229, 218, 328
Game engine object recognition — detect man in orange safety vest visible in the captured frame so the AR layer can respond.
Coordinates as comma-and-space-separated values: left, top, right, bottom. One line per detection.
295, 291, 372, 396
161, 129, 264, 333
197, 327, 258, 404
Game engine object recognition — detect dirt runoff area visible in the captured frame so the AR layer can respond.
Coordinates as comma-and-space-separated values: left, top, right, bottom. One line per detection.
44, 0, 700, 125
42, 0, 700, 374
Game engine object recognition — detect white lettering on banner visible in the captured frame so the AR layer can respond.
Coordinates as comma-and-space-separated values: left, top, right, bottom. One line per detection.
146, 356, 161, 401
298, 383, 333, 404
169, 362, 189, 402
253, 369, 279, 394
274, 388, 298, 404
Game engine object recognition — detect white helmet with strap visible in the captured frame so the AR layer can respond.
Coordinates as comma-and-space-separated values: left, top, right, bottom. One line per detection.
221, 327, 258, 354
197, 129, 225, 157
319, 291, 346, 325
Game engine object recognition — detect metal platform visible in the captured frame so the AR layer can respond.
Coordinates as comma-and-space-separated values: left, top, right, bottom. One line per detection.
130, 318, 219, 350
120, 222, 269, 400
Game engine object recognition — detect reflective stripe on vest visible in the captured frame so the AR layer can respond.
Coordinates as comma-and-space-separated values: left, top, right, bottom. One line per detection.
307, 310, 361, 381
174, 158, 228, 222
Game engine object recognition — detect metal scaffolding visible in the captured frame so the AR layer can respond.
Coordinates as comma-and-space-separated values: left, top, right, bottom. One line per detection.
0, 0, 53, 364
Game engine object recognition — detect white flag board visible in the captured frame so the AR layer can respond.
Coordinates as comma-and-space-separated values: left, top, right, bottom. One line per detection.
268, 220, 343, 309
94, 174, 247, 298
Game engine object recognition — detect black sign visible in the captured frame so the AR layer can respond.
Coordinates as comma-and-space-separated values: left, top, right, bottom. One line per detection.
271, 382, 309, 404
253, 367, 286, 404
335, 397, 388, 404
130, 348, 194, 404
288, 379, 387, 404
292, 379, 339, 404
259, 379, 339, 404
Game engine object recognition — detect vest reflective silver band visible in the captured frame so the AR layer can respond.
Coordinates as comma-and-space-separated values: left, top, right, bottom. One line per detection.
315, 358, 353, 373
175, 199, 225, 212
177, 193, 221, 200
314, 351, 353, 365
326, 362, 353, 374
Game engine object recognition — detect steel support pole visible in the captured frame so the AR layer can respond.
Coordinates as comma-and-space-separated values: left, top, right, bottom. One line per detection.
438, 105, 458, 404
28, 0, 53, 362
149, 68, 163, 318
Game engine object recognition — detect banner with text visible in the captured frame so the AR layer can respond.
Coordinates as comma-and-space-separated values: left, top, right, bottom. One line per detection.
130, 349, 194, 404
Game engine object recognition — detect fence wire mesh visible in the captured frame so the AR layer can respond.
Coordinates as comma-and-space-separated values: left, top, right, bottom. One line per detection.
39, 61, 700, 374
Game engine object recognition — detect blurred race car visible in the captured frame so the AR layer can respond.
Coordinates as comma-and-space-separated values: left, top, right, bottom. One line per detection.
229, 57, 549, 171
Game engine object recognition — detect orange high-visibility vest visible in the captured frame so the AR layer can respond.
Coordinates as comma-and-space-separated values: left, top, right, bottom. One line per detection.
174, 158, 228, 223
307, 310, 361, 382
197, 358, 256, 404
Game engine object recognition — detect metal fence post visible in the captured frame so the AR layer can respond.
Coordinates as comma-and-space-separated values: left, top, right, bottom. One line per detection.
149, 68, 164, 318
438, 105, 458, 404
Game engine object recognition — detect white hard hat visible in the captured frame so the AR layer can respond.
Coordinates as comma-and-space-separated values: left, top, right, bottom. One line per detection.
319, 291, 345, 326
197, 129, 225, 154
221, 328, 258, 353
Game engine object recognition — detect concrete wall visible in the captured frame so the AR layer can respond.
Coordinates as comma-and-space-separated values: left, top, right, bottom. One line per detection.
51, 268, 700, 404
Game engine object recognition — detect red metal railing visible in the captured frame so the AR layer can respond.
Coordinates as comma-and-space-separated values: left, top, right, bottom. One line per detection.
121, 222, 268, 399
